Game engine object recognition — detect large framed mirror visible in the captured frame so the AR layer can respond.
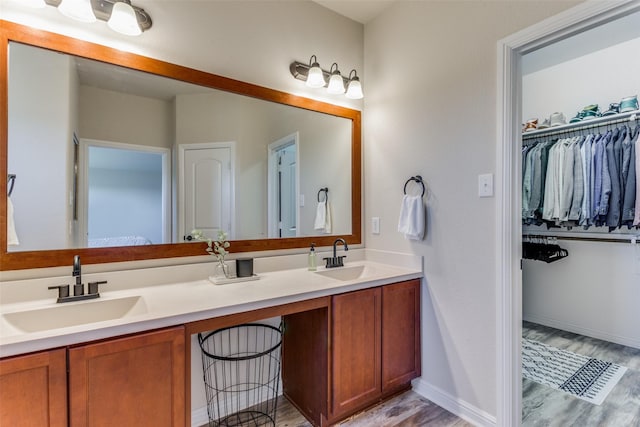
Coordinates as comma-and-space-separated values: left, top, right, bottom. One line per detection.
0, 21, 361, 271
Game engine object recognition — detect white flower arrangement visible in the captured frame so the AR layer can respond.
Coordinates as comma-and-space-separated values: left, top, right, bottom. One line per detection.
192, 229, 231, 275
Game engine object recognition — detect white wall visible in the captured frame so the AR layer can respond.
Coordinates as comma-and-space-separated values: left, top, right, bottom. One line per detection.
175, 91, 352, 240
8, 42, 76, 251
267, 109, 352, 238
79, 85, 174, 148
521, 28, 640, 349
363, 0, 578, 421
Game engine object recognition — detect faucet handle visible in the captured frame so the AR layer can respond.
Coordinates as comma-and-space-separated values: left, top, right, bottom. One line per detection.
48, 285, 70, 301
323, 255, 346, 268
88, 280, 107, 295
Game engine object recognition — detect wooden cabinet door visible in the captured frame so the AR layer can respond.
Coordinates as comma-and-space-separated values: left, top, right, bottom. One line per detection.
331, 287, 381, 418
282, 308, 328, 426
382, 279, 421, 393
0, 348, 67, 427
68, 326, 185, 427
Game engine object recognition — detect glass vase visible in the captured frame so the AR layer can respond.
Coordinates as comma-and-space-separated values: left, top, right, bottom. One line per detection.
214, 260, 230, 279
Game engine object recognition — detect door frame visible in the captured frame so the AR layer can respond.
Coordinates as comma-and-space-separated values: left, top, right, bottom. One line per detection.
79, 138, 171, 246
177, 141, 236, 242
267, 132, 300, 238
496, 1, 640, 426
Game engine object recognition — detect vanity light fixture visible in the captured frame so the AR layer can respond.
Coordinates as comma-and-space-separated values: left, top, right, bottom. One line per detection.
345, 70, 364, 100
23, 0, 47, 8
289, 57, 363, 99
108, 0, 142, 36
327, 63, 346, 95
58, 0, 96, 23
38, 0, 152, 35
306, 55, 326, 88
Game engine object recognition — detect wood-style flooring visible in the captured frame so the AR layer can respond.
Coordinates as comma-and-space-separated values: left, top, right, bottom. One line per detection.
199, 391, 472, 426
275, 391, 472, 427
522, 321, 640, 427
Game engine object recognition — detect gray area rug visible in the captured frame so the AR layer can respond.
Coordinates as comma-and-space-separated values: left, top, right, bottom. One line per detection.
522, 338, 627, 405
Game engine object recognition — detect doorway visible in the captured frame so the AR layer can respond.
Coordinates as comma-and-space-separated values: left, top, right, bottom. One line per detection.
80, 139, 170, 247
268, 133, 300, 238
496, 1, 640, 426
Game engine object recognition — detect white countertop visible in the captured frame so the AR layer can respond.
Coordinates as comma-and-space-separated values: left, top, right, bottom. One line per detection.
0, 250, 422, 358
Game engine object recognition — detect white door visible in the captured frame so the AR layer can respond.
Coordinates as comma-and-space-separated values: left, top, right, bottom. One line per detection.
279, 145, 297, 238
181, 144, 233, 241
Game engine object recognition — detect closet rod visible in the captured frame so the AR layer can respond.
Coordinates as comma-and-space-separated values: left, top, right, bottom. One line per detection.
522, 109, 638, 140
524, 234, 638, 244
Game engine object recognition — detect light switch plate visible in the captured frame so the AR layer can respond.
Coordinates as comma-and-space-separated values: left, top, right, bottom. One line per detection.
478, 173, 494, 197
372, 217, 380, 234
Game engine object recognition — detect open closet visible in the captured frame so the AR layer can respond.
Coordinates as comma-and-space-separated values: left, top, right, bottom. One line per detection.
519, 10, 640, 426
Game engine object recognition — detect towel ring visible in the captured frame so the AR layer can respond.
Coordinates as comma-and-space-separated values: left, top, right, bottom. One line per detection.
317, 187, 328, 202
403, 175, 425, 197
7, 174, 15, 197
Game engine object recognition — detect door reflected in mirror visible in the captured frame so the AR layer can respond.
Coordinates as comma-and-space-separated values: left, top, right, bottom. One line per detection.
7, 42, 352, 252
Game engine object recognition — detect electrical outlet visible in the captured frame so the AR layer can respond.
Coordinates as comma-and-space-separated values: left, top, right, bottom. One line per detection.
372, 217, 380, 235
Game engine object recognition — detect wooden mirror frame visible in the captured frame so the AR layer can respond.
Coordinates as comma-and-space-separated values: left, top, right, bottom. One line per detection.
0, 21, 361, 271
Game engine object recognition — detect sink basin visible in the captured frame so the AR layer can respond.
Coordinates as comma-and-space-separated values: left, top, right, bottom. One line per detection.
315, 265, 375, 281
2, 296, 147, 333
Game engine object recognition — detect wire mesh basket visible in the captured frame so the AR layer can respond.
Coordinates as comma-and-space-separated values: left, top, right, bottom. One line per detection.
198, 323, 282, 427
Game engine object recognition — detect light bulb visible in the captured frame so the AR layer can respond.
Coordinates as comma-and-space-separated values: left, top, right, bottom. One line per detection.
108, 1, 142, 36
305, 56, 326, 88
58, 0, 96, 23
23, 0, 46, 8
345, 70, 364, 99
327, 63, 345, 94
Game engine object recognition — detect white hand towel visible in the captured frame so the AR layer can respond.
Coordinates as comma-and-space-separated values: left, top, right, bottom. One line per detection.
7, 197, 19, 246
314, 201, 326, 231
324, 201, 332, 234
314, 200, 333, 233
397, 194, 425, 240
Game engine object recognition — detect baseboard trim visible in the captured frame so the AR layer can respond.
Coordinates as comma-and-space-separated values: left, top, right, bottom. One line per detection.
412, 378, 496, 427
523, 314, 640, 350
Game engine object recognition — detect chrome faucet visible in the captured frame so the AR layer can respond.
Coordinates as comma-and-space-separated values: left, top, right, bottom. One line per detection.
48, 255, 107, 303
324, 238, 348, 268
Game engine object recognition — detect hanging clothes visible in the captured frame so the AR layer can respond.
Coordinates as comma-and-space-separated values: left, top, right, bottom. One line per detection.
522, 124, 639, 232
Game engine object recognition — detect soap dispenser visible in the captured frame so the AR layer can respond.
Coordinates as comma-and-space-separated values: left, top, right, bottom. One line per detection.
308, 243, 317, 271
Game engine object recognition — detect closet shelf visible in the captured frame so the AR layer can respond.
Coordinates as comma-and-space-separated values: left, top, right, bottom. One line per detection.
522, 109, 638, 140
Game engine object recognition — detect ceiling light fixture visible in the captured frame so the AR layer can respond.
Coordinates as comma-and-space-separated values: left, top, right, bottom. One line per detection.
289, 57, 363, 99
327, 63, 345, 95
345, 70, 364, 100
58, 0, 96, 23
108, 0, 142, 36
36, 0, 152, 35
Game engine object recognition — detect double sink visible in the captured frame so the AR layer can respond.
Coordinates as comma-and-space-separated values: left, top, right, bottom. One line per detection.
1, 264, 378, 335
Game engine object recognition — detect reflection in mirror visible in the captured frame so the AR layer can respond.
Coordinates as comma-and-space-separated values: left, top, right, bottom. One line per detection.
7, 42, 352, 253
1, 20, 361, 271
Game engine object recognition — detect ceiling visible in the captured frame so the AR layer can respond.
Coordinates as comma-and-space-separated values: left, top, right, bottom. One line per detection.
522, 10, 640, 75
313, 0, 396, 24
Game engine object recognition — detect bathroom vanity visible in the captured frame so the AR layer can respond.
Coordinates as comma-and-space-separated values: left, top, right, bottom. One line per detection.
0, 251, 422, 427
